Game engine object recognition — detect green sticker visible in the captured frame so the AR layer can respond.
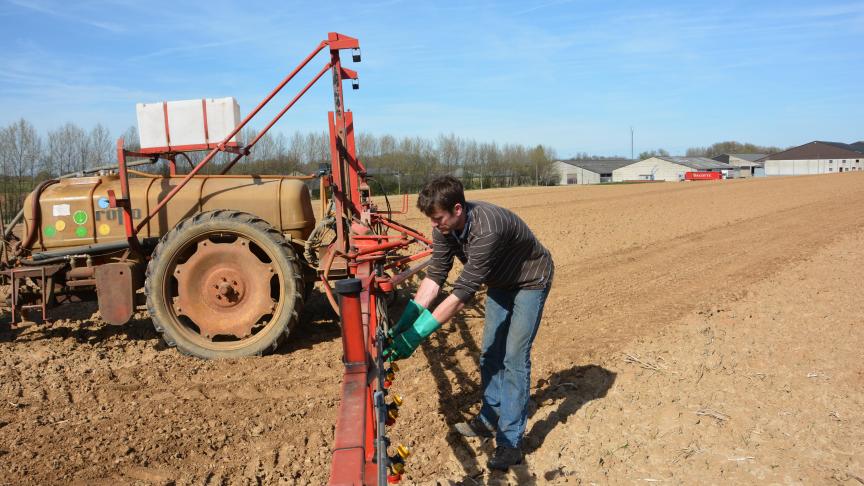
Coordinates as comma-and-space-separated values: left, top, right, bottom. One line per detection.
75, 226, 88, 238
44, 226, 57, 237
73, 210, 88, 225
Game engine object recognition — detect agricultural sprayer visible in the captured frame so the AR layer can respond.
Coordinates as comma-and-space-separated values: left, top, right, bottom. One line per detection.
1, 32, 429, 484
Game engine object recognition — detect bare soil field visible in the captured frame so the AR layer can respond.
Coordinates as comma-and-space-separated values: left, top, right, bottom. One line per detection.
2, 173, 863, 485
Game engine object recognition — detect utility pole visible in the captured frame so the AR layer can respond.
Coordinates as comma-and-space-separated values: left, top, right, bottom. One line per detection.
630, 126, 634, 160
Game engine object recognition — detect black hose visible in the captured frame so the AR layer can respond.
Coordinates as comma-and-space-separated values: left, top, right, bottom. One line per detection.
20, 255, 71, 265
366, 176, 392, 215
29, 240, 131, 262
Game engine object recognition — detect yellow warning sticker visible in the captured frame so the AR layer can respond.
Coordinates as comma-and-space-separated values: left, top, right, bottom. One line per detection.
98, 223, 111, 236
54, 220, 66, 231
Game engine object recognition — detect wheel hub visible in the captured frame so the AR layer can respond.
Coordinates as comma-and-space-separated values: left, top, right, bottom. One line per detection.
173, 239, 277, 339
206, 269, 245, 307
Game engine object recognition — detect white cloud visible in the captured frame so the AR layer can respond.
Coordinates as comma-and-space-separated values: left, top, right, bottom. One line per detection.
6, 0, 126, 33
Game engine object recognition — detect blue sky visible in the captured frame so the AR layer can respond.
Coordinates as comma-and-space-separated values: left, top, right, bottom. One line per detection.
1, 0, 862, 157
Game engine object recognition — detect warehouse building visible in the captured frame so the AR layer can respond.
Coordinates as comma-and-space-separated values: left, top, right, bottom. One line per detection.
760, 141, 864, 176
554, 159, 634, 184
612, 156, 735, 182
712, 153, 767, 178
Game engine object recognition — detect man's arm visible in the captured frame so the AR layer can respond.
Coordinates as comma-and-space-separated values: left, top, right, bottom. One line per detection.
424, 228, 455, 290
431, 294, 465, 324
412, 277, 465, 325
413, 277, 441, 308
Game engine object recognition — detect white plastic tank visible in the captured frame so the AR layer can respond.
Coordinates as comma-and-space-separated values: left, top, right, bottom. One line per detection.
136, 97, 241, 150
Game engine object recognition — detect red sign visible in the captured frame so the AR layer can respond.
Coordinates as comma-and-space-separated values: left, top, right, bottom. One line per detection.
685, 171, 721, 180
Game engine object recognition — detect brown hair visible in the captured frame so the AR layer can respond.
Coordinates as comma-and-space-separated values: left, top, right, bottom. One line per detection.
417, 175, 466, 216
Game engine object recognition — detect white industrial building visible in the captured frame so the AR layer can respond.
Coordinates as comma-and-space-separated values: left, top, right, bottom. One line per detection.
612, 156, 735, 182
711, 154, 767, 178
554, 159, 634, 184
760, 141, 864, 176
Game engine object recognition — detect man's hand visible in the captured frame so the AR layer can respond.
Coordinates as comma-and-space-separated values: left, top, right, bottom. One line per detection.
384, 309, 440, 360
388, 299, 424, 338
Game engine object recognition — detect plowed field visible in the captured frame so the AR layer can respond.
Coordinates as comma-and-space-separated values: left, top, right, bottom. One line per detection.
2, 174, 863, 485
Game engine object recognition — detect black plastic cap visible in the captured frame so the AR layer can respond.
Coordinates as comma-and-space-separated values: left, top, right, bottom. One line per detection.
335, 278, 363, 295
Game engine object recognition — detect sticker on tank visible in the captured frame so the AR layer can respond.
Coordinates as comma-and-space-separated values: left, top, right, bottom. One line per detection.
73, 210, 88, 225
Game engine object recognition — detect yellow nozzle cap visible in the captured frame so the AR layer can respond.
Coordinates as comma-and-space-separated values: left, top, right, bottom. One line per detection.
392, 394, 403, 406
395, 444, 411, 459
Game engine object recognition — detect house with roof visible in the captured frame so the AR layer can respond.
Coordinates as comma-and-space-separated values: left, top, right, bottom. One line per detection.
759, 141, 864, 176
612, 156, 735, 182
711, 154, 768, 178
554, 159, 634, 184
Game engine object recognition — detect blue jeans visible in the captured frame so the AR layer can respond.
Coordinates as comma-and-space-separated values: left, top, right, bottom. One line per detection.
478, 283, 552, 448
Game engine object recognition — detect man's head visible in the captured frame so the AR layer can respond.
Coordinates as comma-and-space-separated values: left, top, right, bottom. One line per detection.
417, 175, 467, 234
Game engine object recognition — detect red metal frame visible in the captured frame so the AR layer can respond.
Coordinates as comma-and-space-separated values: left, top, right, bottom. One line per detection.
110, 32, 431, 485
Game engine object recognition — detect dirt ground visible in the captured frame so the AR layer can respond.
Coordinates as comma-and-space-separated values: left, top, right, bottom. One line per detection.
2, 173, 863, 485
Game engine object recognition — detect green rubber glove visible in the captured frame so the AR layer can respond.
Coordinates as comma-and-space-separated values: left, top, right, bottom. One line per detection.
385, 309, 441, 360
389, 299, 425, 337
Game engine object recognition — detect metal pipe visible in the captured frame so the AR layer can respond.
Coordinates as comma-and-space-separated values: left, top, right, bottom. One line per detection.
3, 208, 24, 239
59, 158, 157, 179
66, 266, 95, 279
336, 278, 365, 366
218, 153, 246, 176
127, 169, 315, 180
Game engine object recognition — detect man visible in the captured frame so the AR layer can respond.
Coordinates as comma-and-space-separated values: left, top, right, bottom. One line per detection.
385, 175, 554, 471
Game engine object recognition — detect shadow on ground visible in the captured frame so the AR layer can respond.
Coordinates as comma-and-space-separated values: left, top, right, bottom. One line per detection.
1, 285, 346, 354
0, 301, 167, 346
421, 307, 616, 485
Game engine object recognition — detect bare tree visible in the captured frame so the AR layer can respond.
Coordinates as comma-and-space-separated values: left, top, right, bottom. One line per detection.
437, 133, 462, 175
48, 122, 86, 176
120, 125, 140, 152
88, 123, 113, 168
0, 119, 42, 219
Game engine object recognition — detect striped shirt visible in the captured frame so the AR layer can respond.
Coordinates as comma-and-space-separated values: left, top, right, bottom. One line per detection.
426, 201, 554, 302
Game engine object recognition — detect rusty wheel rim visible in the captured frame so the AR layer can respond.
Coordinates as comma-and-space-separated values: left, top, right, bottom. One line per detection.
166, 233, 283, 348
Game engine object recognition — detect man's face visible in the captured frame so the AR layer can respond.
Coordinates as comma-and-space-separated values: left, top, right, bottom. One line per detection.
427, 203, 464, 234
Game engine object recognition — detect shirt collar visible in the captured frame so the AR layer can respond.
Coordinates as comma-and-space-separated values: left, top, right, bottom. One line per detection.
455, 203, 472, 242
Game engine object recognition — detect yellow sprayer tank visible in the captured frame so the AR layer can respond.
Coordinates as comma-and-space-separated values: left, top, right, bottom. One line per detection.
23, 174, 315, 251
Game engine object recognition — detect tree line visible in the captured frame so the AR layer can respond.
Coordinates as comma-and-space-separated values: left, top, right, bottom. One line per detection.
637, 141, 785, 160
0, 118, 559, 222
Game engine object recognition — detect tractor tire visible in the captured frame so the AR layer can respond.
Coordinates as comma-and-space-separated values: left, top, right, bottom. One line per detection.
145, 210, 303, 359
